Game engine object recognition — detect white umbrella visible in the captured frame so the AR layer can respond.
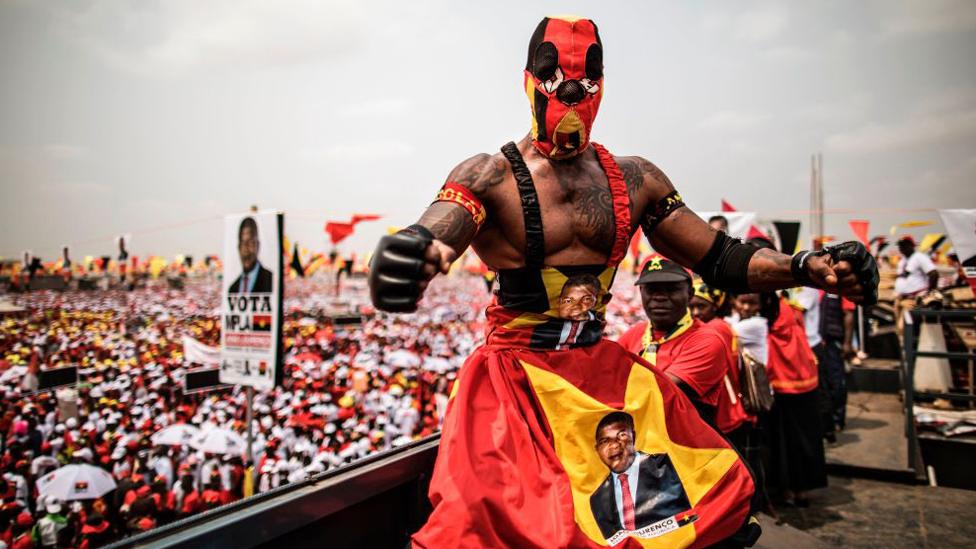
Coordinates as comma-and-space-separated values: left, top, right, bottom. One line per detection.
386, 349, 421, 368
191, 427, 247, 455
151, 424, 201, 446
36, 464, 117, 501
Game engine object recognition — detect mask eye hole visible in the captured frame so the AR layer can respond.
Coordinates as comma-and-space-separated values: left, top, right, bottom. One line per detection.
585, 43, 603, 81
580, 78, 600, 95
533, 41, 559, 81
543, 67, 564, 94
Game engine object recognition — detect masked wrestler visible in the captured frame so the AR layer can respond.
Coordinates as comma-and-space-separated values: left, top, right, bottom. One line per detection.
369, 16, 878, 548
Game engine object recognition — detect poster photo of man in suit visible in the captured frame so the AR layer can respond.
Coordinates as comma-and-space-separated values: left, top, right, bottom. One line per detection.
589, 411, 695, 543
228, 216, 274, 293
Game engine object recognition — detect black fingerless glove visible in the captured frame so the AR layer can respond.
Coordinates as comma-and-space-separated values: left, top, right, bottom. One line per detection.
791, 242, 879, 305
368, 225, 434, 313
824, 241, 879, 306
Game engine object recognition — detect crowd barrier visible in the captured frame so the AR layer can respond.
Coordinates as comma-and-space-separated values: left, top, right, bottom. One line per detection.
903, 308, 976, 489
105, 435, 439, 549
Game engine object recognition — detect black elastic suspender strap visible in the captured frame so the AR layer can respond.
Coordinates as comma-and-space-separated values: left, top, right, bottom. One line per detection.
501, 142, 546, 269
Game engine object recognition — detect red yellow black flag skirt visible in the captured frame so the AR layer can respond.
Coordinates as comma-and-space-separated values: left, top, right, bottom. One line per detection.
412, 339, 754, 548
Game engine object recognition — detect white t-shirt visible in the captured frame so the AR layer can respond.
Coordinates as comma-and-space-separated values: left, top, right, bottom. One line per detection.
794, 287, 823, 348
726, 315, 768, 365
894, 252, 935, 296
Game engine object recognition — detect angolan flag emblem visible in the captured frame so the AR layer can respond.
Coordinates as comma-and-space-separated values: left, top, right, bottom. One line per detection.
252, 315, 272, 331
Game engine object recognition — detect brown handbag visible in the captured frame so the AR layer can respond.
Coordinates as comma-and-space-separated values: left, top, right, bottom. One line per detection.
739, 349, 774, 414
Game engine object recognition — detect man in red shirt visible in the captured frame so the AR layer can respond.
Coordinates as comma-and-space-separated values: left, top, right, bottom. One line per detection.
618, 256, 726, 428
690, 281, 751, 437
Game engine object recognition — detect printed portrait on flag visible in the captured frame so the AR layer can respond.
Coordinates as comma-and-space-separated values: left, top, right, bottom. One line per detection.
589, 411, 694, 544
510, 346, 749, 548
557, 273, 603, 321
228, 216, 274, 293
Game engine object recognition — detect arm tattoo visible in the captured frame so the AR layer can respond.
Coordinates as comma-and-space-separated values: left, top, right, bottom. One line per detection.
641, 157, 675, 191
749, 248, 794, 288
417, 203, 476, 251
448, 154, 507, 195
619, 157, 645, 206
755, 248, 792, 268
629, 156, 683, 235
414, 152, 505, 253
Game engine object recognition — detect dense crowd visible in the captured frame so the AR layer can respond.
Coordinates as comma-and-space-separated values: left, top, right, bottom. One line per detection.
0, 274, 491, 548
2, 248, 938, 547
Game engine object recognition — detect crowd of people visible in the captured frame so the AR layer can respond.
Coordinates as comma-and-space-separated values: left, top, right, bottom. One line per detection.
0, 229, 956, 548
0, 274, 488, 548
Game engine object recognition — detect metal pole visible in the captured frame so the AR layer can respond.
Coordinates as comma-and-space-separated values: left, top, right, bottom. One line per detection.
904, 311, 919, 475
246, 386, 255, 466
857, 305, 866, 354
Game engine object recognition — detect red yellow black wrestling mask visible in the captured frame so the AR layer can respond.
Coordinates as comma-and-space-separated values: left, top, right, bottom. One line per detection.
525, 16, 604, 159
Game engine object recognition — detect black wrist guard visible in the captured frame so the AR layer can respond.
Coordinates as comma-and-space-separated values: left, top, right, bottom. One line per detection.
368, 226, 433, 313
693, 231, 759, 294
790, 249, 827, 287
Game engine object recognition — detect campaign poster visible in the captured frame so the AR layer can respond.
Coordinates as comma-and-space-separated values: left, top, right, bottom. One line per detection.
220, 212, 284, 391
939, 209, 976, 293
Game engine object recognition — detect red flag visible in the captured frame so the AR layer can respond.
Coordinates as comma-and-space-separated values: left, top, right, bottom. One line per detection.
415, 340, 754, 547
745, 224, 771, 242
848, 219, 870, 246
351, 214, 382, 225
325, 221, 355, 245
721, 199, 736, 212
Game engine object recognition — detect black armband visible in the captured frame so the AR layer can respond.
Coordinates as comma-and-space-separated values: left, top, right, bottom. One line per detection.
693, 231, 759, 294
640, 190, 685, 234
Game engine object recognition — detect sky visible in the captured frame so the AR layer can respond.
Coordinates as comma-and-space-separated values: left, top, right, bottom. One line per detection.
1, 0, 975, 262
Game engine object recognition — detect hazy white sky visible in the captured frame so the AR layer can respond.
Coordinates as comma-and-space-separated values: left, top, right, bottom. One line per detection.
2, 0, 975, 261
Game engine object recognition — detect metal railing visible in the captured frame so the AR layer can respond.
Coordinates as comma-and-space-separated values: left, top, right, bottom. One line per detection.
105, 434, 440, 549
902, 308, 976, 479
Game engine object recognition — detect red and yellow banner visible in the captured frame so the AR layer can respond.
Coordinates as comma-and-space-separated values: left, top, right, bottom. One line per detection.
415, 340, 753, 548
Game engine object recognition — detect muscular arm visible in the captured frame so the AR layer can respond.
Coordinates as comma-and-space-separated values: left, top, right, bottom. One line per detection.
414, 153, 506, 257
627, 157, 857, 296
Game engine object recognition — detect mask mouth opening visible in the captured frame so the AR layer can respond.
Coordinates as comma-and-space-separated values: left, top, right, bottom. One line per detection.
550, 110, 586, 157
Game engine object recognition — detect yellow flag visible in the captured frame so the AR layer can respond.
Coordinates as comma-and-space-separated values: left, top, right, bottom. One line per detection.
918, 233, 944, 252
243, 465, 255, 498
899, 220, 933, 229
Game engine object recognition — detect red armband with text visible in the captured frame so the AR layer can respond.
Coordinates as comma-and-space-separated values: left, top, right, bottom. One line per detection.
433, 182, 487, 228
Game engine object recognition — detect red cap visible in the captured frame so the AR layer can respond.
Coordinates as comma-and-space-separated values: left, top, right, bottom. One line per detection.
897, 234, 916, 245
137, 485, 151, 497
16, 511, 33, 526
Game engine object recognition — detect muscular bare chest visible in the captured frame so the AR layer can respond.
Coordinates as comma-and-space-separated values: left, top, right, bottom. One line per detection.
534, 158, 616, 254
477, 152, 620, 263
